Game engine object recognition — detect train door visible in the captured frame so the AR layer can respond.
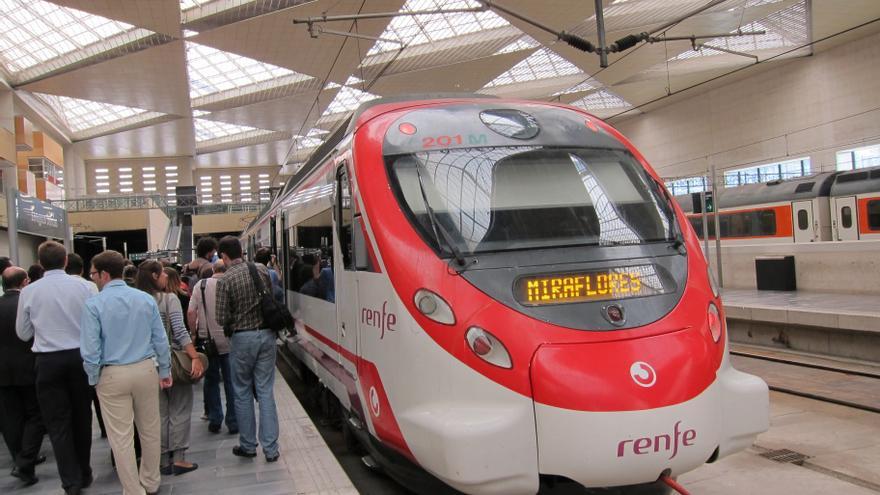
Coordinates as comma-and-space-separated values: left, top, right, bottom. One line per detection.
334, 165, 358, 374
833, 196, 859, 241
792, 200, 815, 243
280, 212, 290, 301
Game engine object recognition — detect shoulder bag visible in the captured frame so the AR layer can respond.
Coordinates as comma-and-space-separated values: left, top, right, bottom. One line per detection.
196, 279, 219, 358
246, 262, 294, 334
160, 294, 208, 384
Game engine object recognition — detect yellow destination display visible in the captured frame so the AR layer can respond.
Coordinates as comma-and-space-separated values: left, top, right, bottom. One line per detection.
514, 267, 662, 306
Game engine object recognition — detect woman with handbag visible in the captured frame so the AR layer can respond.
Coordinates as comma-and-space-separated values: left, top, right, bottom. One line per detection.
135, 261, 205, 476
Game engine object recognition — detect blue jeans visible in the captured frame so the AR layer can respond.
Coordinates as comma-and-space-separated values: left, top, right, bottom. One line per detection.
230, 330, 278, 457
204, 353, 237, 431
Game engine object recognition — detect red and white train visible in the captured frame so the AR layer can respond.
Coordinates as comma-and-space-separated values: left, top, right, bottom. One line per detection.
243, 95, 769, 494
675, 166, 880, 243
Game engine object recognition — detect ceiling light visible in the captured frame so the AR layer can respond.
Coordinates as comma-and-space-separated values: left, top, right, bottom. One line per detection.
96, 189, 110, 194
95, 182, 109, 187
221, 186, 231, 191
165, 165, 178, 170
220, 175, 231, 179
258, 173, 269, 178
95, 175, 109, 180
144, 180, 156, 185
119, 174, 132, 179
119, 167, 132, 172
119, 181, 132, 186
95, 168, 108, 173
120, 188, 133, 193
143, 173, 155, 178
143, 167, 155, 171
167, 179, 178, 184
144, 187, 156, 192
167, 172, 178, 177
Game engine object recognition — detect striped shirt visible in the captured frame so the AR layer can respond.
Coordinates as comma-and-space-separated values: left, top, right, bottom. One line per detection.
155, 292, 191, 349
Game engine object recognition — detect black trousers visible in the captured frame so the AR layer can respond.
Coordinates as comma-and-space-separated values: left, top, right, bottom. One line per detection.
0, 385, 45, 474
34, 349, 93, 490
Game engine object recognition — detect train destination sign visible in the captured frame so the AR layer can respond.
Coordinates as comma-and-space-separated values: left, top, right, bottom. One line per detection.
514, 266, 666, 306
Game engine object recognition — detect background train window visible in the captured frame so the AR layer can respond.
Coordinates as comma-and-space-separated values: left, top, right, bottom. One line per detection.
868, 200, 880, 230
797, 209, 809, 230
841, 206, 853, 229
688, 209, 777, 238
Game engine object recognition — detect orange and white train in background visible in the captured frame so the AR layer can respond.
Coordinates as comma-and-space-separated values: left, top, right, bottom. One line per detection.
243, 95, 769, 494
675, 166, 880, 243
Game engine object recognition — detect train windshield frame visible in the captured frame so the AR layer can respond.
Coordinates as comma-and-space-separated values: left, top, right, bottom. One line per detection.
387, 146, 676, 256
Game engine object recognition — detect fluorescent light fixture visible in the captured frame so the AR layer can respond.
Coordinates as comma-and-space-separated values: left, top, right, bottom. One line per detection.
120, 188, 133, 192
96, 189, 110, 194
143, 167, 155, 171
95, 168, 108, 172
143, 173, 155, 178
144, 180, 156, 185
119, 181, 133, 186
95, 182, 109, 187
167, 179, 178, 184
119, 174, 132, 179
119, 167, 132, 172
241, 185, 251, 191
220, 175, 231, 179
167, 172, 178, 177
144, 187, 156, 192
95, 175, 109, 180
258, 173, 269, 178
165, 165, 178, 170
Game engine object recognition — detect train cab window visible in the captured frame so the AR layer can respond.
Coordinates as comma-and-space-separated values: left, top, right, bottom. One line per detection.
841, 206, 853, 229
336, 166, 353, 270
868, 200, 880, 231
797, 209, 809, 230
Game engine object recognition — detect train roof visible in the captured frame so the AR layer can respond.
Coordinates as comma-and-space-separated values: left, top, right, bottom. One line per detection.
829, 165, 880, 196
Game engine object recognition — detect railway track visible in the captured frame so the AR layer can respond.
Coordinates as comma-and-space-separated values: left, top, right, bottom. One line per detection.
730, 344, 880, 413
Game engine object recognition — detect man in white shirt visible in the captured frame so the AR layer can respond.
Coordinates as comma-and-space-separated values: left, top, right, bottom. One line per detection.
17, 241, 96, 495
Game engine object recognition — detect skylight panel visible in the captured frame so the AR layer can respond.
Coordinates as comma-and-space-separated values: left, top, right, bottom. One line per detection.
571, 89, 633, 112
494, 35, 539, 55
671, 0, 807, 61
186, 42, 311, 99
193, 118, 275, 142
0, 0, 136, 74
322, 85, 380, 116
295, 128, 329, 150
33, 93, 159, 133
484, 48, 582, 88
553, 78, 601, 96
367, 0, 510, 55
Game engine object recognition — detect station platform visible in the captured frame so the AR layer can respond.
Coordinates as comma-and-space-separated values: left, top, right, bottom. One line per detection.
0, 368, 355, 495
721, 288, 880, 334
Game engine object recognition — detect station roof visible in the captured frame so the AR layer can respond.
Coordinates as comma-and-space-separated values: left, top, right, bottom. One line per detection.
1, 0, 877, 186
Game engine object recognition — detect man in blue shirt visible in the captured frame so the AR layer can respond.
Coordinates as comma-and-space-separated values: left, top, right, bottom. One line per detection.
80, 250, 172, 495
16, 241, 95, 495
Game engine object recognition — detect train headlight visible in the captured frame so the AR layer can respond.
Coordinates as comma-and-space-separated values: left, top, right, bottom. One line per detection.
465, 327, 512, 369
414, 289, 455, 325
708, 302, 723, 343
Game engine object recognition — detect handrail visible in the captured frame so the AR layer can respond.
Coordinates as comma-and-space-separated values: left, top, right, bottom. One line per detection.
50, 194, 269, 214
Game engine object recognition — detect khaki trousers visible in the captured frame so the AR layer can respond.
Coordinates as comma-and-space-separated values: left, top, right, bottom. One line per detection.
96, 359, 161, 495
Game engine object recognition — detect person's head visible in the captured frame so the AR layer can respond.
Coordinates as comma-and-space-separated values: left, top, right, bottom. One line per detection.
196, 236, 219, 261
217, 236, 242, 262
37, 240, 67, 271
2, 266, 28, 291
212, 260, 227, 275
197, 263, 214, 280
90, 250, 125, 290
135, 260, 166, 296
122, 264, 138, 282
66, 253, 85, 276
0, 256, 12, 290
254, 247, 272, 265
163, 267, 186, 296
27, 264, 44, 282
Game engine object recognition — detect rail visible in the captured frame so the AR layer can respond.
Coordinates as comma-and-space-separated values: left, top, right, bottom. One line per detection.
50, 194, 269, 215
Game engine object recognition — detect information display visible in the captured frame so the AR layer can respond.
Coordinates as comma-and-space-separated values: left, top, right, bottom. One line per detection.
514, 266, 665, 306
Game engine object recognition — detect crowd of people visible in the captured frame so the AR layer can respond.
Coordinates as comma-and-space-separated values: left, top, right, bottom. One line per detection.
0, 235, 285, 495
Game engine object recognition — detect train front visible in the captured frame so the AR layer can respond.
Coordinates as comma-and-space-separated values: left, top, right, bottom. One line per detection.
357, 99, 769, 494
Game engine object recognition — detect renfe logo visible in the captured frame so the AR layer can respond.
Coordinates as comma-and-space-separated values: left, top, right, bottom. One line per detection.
361, 301, 397, 339
617, 421, 697, 460
630, 361, 656, 388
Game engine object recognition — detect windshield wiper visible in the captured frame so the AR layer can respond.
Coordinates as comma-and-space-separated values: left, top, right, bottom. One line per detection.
413, 165, 470, 270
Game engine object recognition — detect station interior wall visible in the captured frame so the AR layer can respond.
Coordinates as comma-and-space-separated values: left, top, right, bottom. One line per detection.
192, 212, 254, 236
69, 208, 169, 253
615, 30, 880, 181
0, 228, 44, 267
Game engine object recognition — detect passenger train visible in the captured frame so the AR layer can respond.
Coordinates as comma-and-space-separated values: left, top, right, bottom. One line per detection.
242, 95, 769, 494
675, 166, 880, 243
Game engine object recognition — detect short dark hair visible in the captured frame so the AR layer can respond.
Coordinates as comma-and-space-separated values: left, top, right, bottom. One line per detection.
123, 264, 138, 280
92, 250, 126, 279
2, 267, 27, 290
66, 253, 85, 276
27, 264, 44, 281
254, 247, 272, 265
217, 236, 242, 260
196, 236, 219, 259
38, 240, 67, 270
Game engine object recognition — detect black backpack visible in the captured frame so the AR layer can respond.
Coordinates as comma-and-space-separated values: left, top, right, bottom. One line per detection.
245, 262, 294, 334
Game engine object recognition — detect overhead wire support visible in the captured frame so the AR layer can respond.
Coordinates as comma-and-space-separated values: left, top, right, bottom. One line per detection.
292, 7, 488, 26
477, 0, 596, 53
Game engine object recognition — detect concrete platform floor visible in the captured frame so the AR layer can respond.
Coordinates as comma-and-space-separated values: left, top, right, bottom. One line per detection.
0, 368, 355, 495
680, 391, 880, 494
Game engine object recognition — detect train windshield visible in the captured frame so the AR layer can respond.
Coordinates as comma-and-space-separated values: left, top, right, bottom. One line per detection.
388, 146, 675, 255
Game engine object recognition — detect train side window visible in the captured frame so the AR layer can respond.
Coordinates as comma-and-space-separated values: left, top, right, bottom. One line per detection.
841, 206, 853, 229
336, 166, 353, 270
797, 209, 809, 230
869, 200, 880, 231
